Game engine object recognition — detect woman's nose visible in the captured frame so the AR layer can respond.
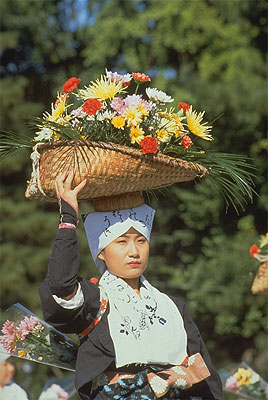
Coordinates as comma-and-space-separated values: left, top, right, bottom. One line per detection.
128, 241, 139, 257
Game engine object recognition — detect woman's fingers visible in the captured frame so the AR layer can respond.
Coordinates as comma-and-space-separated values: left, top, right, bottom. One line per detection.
73, 179, 87, 195
65, 169, 74, 188
55, 171, 67, 196
55, 170, 86, 204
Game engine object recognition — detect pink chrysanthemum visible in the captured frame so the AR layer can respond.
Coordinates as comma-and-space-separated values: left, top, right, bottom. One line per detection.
0, 320, 18, 354
18, 316, 39, 340
111, 97, 125, 113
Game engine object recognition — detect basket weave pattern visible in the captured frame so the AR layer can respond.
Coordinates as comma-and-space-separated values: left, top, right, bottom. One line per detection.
25, 140, 208, 202
251, 262, 268, 295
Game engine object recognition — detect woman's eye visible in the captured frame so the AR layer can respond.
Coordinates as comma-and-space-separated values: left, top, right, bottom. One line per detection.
138, 238, 146, 243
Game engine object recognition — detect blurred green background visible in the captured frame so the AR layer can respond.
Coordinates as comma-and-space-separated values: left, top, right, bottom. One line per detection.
0, 0, 267, 398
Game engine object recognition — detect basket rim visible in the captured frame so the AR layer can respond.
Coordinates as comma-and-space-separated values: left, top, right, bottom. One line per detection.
36, 140, 208, 176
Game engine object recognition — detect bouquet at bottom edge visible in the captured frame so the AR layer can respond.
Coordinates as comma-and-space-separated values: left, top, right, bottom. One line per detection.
219, 362, 268, 399
0, 303, 78, 371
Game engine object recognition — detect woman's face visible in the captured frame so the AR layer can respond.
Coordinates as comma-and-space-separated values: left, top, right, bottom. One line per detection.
98, 227, 149, 280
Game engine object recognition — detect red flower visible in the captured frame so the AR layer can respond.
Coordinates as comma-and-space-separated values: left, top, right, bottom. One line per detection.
250, 244, 259, 258
89, 277, 99, 284
181, 135, 192, 149
83, 98, 103, 115
139, 137, 158, 154
62, 77, 81, 94
178, 102, 190, 112
132, 72, 151, 83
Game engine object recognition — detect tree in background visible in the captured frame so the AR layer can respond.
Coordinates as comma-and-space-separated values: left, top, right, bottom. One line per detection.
0, 0, 267, 397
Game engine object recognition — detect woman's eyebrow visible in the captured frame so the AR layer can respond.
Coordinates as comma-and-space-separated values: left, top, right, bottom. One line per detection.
118, 233, 145, 238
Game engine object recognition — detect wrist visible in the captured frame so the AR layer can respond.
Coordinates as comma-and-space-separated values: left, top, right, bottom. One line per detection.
59, 196, 78, 215
58, 197, 79, 227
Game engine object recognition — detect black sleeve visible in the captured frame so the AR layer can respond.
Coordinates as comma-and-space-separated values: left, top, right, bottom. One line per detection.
170, 296, 224, 400
39, 199, 100, 334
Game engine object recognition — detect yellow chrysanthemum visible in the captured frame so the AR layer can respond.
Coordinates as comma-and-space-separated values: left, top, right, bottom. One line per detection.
234, 368, 255, 387
157, 129, 170, 142
53, 133, 61, 141
78, 75, 125, 101
158, 109, 185, 137
123, 105, 143, 127
44, 94, 69, 123
130, 126, 145, 144
18, 350, 26, 357
158, 117, 179, 136
137, 103, 149, 116
186, 106, 213, 141
112, 115, 125, 129
259, 233, 268, 248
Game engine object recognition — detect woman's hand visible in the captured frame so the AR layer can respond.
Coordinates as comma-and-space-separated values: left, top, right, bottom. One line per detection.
55, 170, 87, 212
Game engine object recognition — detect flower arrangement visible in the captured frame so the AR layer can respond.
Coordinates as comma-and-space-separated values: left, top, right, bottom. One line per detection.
224, 364, 268, 399
0, 303, 78, 371
249, 233, 268, 263
1, 69, 256, 211
38, 384, 69, 400
249, 233, 268, 294
33, 70, 212, 154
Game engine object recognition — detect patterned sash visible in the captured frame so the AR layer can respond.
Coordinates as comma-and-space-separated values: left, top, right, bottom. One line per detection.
101, 353, 210, 398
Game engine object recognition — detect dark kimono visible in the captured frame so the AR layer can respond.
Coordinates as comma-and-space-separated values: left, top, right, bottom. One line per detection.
39, 201, 223, 400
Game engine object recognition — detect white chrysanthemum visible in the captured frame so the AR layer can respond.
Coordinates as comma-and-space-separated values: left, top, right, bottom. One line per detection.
97, 109, 115, 121
34, 127, 53, 141
187, 354, 196, 366
105, 69, 132, 84
172, 366, 186, 375
146, 87, 174, 104
175, 377, 187, 388
150, 375, 168, 395
250, 371, 260, 384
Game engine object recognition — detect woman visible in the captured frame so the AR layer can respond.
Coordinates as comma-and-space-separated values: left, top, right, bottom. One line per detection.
39, 171, 223, 400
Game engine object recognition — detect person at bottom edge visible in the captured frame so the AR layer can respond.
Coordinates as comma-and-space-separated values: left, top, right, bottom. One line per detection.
0, 345, 29, 400
39, 171, 223, 400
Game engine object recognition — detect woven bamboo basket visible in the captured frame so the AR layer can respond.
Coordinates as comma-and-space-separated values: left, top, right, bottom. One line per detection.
25, 140, 208, 209
251, 262, 268, 295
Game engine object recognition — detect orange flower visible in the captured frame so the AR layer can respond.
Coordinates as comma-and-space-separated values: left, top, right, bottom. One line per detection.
139, 136, 158, 154
62, 77, 81, 93
178, 102, 190, 112
132, 72, 151, 83
83, 98, 103, 115
181, 135, 192, 149
249, 244, 259, 258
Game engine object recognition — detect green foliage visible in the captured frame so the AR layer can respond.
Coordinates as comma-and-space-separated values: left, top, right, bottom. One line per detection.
0, 0, 267, 396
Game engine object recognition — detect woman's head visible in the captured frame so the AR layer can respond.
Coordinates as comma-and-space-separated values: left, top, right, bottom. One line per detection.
83, 204, 155, 274
98, 227, 149, 279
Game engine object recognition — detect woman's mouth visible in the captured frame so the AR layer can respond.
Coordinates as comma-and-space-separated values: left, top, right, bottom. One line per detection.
128, 261, 141, 267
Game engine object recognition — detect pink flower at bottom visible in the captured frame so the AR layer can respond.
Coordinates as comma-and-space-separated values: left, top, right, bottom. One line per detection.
18, 316, 39, 340
49, 384, 68, 400
225, 375, 239, 392
0, 321, 18, 354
